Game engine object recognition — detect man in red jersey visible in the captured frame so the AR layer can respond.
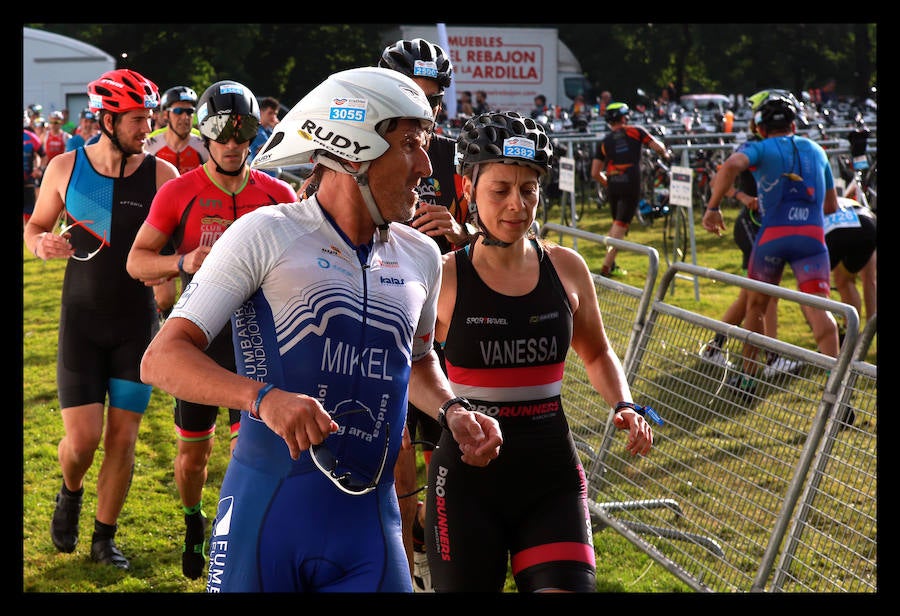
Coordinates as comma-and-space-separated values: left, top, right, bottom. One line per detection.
126, 80, 297, 581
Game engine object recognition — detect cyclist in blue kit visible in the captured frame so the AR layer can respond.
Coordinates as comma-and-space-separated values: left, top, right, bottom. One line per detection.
703, 90, 839, 393
140, 67, 502, 593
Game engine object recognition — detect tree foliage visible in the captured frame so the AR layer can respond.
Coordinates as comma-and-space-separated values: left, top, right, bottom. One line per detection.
27, 23, 876, 108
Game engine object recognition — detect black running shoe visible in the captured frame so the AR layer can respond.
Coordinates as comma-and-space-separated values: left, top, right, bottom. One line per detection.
182, 510, 209, 580
50, 487, 82, 553
90, 537, 130, 570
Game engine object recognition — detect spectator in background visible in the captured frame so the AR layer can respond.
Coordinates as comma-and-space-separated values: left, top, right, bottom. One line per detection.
530, 94, 548, 119
458, 90, 474, 117
597, 90, 612, 116
66, 108, 100, 151
591, 102, 669, 278
570, 93, 587, 116
23, 121, 45, 227
151, 105, 168, 132
23, 68, 177, 571
42, 111, 71, 167
702, 90, 839, 397
249, 96, 281, 178
473, 90, 490, 114
61, 108, 77, 135
663, 81, 677, 103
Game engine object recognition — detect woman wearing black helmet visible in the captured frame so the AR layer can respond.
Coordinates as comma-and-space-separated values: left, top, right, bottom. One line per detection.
420, 111, 655, 592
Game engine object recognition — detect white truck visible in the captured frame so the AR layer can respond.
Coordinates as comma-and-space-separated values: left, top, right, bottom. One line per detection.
390, 25, 594, 117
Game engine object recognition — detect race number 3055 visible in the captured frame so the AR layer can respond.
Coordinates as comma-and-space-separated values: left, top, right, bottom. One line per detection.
329, 98, 367, 123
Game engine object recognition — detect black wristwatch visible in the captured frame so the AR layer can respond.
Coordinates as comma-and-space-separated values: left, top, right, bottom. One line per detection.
438, 396, 473, 430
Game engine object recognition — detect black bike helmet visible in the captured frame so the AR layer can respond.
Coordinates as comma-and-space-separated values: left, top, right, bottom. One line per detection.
605, 102, 630, 123
161, 85, 199, 110
748, 89, 807, 128
378, 38, 453, 89
456, 111, 553, 178
748, 90, 797, 130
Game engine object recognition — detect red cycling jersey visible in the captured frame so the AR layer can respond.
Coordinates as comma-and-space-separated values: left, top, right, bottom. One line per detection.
43, 130, 70, 163
144, 164, 297, 254
144, 131, 209, 175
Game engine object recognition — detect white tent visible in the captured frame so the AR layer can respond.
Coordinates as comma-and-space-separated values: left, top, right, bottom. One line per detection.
23, 26, 115, 121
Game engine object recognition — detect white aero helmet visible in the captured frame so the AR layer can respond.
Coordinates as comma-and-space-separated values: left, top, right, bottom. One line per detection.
251, 66, 434, 169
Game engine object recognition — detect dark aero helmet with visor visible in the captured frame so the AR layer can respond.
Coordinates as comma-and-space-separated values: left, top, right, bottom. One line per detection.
197, 80, 261, 176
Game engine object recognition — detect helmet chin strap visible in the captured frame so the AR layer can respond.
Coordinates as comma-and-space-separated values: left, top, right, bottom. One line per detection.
316, 155, 391, 243
469, 164, 513, 248
206, 142, 248, 177
98, 112, 135, 178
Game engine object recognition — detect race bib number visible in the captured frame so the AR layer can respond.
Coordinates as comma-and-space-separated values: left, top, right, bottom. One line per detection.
329, 97, 367, 122
824, 205, 861, 234
502, 136, 535, 161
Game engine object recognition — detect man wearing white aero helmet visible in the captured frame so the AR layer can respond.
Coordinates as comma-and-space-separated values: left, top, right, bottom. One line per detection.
141, 67, 502, 592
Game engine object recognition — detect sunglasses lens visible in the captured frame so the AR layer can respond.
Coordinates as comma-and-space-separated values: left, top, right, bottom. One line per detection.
427, 93, 444, 108
202, 114, 259, 144
171, 107, 195, 116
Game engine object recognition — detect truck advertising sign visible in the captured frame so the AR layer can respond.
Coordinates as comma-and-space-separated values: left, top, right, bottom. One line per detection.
399, 25, 560, 115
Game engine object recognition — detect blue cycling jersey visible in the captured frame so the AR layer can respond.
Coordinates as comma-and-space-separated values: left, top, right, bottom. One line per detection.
170, 195, 441, 592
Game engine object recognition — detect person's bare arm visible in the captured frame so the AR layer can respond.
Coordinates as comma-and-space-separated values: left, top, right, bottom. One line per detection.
126, 223, 181, 283
24, 151, 74, 260
552, 245, 653, 456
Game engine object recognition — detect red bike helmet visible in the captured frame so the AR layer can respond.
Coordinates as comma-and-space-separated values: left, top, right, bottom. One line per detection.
88, 69, 160, 114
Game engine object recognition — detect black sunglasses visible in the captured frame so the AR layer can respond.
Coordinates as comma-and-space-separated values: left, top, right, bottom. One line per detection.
310, 410, 390, 496
427, 92, 445, 108
169, 107, 195, 116
201, 113, 260, 144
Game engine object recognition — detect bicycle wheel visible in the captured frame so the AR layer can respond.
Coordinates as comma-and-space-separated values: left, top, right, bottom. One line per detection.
662, 205, 689, 265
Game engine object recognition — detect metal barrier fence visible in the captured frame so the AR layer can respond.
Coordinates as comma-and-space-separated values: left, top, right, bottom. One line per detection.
539, 223, 877, 593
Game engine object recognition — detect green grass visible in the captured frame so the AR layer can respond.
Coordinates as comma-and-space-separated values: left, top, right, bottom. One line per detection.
21, 197, 874, 593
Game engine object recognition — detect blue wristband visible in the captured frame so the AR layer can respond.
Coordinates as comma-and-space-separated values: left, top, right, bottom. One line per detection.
177, 254, 186, 273
250, 383, 276, 419
614, 401, 664, 426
